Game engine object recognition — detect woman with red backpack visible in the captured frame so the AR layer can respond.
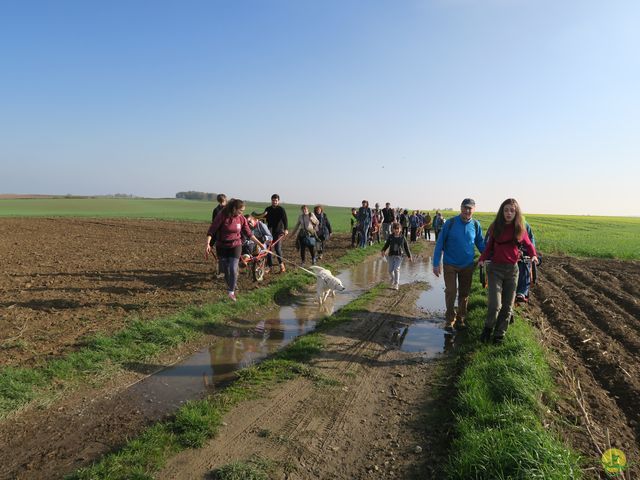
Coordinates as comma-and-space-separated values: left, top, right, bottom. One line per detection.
478, 199, 538, 343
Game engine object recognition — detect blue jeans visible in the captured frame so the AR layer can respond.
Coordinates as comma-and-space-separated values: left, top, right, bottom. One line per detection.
382, 222, 392, 240
267, 233, 284, 267
219, 255, 240, 293
516, 260, 531, 297
359, 223, 370, 248
388, 255, 403, 285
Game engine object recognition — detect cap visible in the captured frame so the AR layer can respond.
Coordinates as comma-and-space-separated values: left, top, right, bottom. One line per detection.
461, 198, 476, 208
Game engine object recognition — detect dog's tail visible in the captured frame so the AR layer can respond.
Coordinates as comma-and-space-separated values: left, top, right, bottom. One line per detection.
306, 265, 327, 274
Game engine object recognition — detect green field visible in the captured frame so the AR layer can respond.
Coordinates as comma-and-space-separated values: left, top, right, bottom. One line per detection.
466, 212, 640, 260
0, 198, 356, 234
2, 198, 639, 259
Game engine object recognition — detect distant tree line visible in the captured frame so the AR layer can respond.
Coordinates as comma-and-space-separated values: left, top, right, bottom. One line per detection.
61, 194, 137, 199
176, 191, 217, 201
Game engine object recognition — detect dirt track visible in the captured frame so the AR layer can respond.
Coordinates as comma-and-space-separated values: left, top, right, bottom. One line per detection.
2, 218, 640, 478
158, 283, 449, 480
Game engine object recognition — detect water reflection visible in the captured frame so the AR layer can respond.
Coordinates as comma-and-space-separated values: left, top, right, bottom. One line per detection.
128, 252, 452, 416
391, 319, 448, 357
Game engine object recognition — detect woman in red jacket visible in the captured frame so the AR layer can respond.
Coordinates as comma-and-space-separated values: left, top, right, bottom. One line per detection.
478, 198, 538, 343
206, 199, 264, 302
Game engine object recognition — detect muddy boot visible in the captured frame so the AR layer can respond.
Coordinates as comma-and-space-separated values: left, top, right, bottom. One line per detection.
480, 327, 492, 343
454, 319, 467, 331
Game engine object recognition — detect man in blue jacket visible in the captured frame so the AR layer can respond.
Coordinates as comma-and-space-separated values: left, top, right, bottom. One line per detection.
433, 198, 485, 332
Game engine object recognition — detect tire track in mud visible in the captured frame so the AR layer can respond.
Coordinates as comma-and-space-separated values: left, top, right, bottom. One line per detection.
535, 259, 640, 446
304, 299, 403, 467
165, 303, 398, 475
261, 290, 413, 475
158, 285, 437, 480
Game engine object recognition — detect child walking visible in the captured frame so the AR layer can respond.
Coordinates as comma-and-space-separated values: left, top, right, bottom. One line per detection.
478, 198, 538, 343
381, 222, 413, 290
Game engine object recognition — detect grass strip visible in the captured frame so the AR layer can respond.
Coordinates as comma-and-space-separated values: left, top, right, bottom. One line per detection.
66, 283, 386, 479
210, 456, 280, 480
0, 274, 306, 418
0, 241, 381, 419
445, 276, 582, 479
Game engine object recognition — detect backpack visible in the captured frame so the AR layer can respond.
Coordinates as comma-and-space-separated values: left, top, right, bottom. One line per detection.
443, 216, 480, 246
316, 213, 330, 240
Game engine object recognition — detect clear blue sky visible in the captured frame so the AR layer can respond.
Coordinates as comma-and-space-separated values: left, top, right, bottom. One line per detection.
1, 0, 638, 216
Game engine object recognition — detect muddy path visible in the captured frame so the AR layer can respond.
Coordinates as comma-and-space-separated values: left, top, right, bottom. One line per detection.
527, 255, 640, 477
158, 282, 451, 480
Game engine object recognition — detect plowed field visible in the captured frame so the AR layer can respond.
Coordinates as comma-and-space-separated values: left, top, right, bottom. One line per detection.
528, 255, 640, 477
0, 217, 349, 368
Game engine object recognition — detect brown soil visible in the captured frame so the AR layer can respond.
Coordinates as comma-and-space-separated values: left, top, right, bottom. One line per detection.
0, 217, 349, 368
2, 217, 640, 479
525, 255, 640, 478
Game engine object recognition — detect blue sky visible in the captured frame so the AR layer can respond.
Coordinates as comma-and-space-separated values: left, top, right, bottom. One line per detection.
1, 0, 638, 216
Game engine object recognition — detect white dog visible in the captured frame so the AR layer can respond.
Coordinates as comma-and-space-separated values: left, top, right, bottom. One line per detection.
300, 265, 346, 305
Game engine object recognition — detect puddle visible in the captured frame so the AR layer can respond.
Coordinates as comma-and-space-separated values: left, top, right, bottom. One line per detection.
393, 319, 456, 356
128, 251, 452, 416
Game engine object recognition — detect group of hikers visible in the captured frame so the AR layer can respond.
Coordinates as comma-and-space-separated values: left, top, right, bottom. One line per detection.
205, 192, 539, 344
349, 201, 447, 247
205, 193, 332, 302
375, 197, 538, 343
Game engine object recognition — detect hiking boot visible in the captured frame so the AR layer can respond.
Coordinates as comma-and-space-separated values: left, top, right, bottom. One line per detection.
393, 283, 399, 291
515, 294, 526, 304
228, 292, 237, 302
444, 322, 455, 333
480, 327, 492, 343
493, 335, 505, 345
509, 313, 515, 324
454, 321, 468, 331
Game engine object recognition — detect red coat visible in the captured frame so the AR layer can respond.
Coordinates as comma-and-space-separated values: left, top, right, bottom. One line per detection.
208, 214, 252, 248
479, 223, 536, 264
